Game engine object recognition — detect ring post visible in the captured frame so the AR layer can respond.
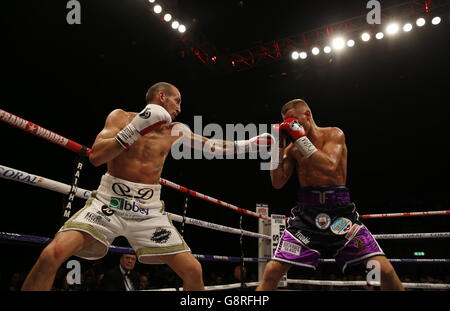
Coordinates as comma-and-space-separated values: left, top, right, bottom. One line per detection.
60, 146, 88, 227
257, 204, 270, 282
271, 214, 287, 288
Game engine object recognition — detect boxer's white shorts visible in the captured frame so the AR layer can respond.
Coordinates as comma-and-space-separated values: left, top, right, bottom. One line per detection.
59, 173, 190, 264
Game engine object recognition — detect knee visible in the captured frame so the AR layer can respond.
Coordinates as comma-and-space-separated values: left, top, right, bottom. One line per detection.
263, 262, 287, 282
183, 260, 203, 282
37, 243, 68, 270
380, 262, 396, 279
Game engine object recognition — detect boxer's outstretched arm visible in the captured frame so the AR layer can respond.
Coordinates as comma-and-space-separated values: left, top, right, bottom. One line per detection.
172, 123, 270, 155
89, 109, 128, 167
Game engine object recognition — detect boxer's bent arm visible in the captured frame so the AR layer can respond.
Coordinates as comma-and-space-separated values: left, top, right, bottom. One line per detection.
270, 148, 296, 189
89, 109, 128, 167
307, 128, 345, 175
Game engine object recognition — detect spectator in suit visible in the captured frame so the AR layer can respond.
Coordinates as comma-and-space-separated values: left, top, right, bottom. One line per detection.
98, 254, 139, 291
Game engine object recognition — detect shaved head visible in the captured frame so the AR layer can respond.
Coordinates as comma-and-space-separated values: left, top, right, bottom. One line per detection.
281, 99, 310, 115
145, 82, 178, 104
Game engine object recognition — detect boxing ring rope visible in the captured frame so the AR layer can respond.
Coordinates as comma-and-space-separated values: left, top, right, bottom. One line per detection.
0, 108, 270, 221
146, 281, 450, 291
2, 163, 450, 290
147, 280, 450, 291
0, 232, 267, 263
147, 281, 450, 291
2, 164, 450, 242
0, 164, 268, 240
2, 231, 449, 291
2, 109, 450, 290
2, 108, 448, 222
2, 231, 450, 265
285, 279, 450, 290
361, 210, 450, 219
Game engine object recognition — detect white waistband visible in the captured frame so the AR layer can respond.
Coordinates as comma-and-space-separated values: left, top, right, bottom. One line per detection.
97, 173, 162, 209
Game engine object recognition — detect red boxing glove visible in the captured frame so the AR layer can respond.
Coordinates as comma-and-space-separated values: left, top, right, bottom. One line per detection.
279, 118, 318, 158
272, 124, 288, 148
279, 118, 307, 140
269, 124, 288, 170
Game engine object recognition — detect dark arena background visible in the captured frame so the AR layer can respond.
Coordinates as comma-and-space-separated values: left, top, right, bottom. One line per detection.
1, 0, 449, 300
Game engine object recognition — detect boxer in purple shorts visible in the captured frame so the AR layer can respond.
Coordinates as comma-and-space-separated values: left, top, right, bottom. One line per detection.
256, 99, 404, 291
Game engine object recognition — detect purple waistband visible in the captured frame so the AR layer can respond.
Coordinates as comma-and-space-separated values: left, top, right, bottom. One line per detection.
298, 186, 350, 206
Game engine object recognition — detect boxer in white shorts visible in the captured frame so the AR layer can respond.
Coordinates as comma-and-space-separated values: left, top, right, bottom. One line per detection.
60, 173, 190, 264
22, 82, 270, 291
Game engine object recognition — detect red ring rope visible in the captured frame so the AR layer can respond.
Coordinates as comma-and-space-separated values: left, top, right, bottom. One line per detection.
0, 108, 270, 220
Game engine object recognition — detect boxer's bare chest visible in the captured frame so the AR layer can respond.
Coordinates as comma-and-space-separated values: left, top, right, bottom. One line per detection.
290, 130, 346, 186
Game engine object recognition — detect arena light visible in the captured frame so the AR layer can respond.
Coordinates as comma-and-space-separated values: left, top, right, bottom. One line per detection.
311, 47, 320, 55
171, 20, 180, 30
299, 51, 308, 59
403, 23, 413, 32
432, 16, 441, 25
153, 5, 162, 14
332, 38, 345, 50
323, 46, 332, 54
164, 14, 172, 22
386, 23, 399, 35
148, 1, 188, 34
361, 33, 371, 42
416, 17, 426, 27
291, 51, 299, 60
375, 32, 384, 39
346, 39, 355, 47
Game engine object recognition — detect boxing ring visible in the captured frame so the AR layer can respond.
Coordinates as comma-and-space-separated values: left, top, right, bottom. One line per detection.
1, 108, 450, 291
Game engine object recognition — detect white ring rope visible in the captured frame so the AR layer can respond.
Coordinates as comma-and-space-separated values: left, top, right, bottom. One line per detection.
1, 165, 450, 291
0, 164, 268, 240
145, 279, 450, 291
2, 164, 450, 241
286, 279, 450, 290
372, 232, 450, 239
145, 282, 261, 291
167, 212, 269, 239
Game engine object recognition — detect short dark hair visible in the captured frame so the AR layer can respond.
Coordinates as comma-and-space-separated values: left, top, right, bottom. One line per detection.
145, 82, 177, 104
281, 99, 308, 115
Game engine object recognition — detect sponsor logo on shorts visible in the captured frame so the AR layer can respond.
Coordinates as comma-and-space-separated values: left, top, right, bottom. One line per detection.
315, 213, 331, 230
96, 211, 111, 222
112, 183, 154, 202
151, 228, 172, 244
345, 223, 361, 240
354, 237, 366, 254
101, 205, 115, 217
109, 197, 149, 216
330, 217, 352, 235
280, 241, 301, 256
311, 190, 335, 204
293, 231, 311, 245
84, 212, 103, 225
